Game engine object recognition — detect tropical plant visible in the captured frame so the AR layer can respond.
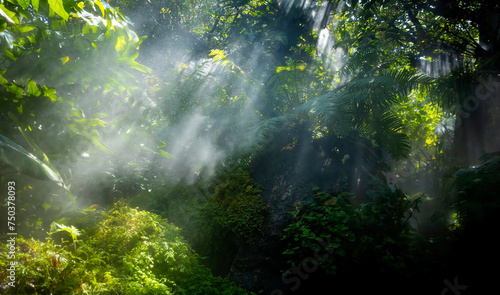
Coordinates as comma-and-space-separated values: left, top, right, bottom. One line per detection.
296, 69, 434, 160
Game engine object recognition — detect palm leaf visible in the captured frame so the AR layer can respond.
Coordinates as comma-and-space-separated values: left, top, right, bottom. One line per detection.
296, 69, 430, 159
240, 115, 290, 154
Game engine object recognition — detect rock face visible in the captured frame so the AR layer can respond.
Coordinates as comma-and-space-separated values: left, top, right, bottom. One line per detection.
227, 124, 377, 293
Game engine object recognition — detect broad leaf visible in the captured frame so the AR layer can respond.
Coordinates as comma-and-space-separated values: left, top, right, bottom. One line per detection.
17, 0, 30, 9
48, 0, 70, 21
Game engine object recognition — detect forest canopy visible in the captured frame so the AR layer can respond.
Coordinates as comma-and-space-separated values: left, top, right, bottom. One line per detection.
1, 0, 499, 294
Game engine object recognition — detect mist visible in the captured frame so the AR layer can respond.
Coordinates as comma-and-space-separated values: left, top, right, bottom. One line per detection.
59, 0, 343, 196
2, 1, 500, 294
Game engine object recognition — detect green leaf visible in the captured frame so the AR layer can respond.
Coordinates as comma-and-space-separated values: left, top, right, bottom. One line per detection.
0, 73, 7, 84
15, 25, 36, 33
94, 0, 106, 17
26, 79, 41, 96
6, 83, 23, 98
43, 86, 58, 101
0, 4, 17, 24
32, 0, 40, 11
3, 49, 17, 61
157, 140, 167, 148
158, 149, 174, 159
8, 111, 51, 164
48, 0, 70, 21
18, 0, 30, 9
115, 34, 126, 52
118, 54, 152, 73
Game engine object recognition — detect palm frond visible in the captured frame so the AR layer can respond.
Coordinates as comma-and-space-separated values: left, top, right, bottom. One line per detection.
295, 69, 431, 159
241, 115, 290, 154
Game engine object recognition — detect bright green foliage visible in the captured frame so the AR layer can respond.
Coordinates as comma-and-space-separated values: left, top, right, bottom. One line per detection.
282, 185, 422, 277
0, 202, 251, 294
395, 89, 444, 150
0, 0, 150, 90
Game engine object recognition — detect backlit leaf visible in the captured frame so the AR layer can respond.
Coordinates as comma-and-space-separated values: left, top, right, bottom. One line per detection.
48, 0, 70, 21
0, 134, 71, 202
26, 79, 42, 96
18, 0, 30, 9
31, 0, 40, 11
0, 4, 17, 24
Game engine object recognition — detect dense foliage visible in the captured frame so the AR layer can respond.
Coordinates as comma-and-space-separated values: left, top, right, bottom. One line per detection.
0, 202, 250, 294
281, 185, 426, 290
1, 0, 499, 294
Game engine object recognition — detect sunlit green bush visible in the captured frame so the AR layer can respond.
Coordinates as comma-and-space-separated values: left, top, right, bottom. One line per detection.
0, 202, 250, 294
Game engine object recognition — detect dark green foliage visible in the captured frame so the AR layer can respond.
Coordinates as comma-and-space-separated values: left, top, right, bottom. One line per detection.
282, 184, 423, 281
452, 155, 500, 230
202, 167, 268, 244
422, 154, 500, 293
282, 191, 359, 274
126, 166, 268, 276
0, 202, 251, 294
185, 167, 269, 275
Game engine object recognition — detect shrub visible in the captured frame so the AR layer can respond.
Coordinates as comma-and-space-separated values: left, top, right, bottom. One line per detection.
0, 202, 251, 294
202, 167, 268, 245
282, 184, 423, 281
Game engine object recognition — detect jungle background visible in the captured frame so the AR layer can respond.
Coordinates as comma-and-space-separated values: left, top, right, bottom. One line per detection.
0, 0, 499, 294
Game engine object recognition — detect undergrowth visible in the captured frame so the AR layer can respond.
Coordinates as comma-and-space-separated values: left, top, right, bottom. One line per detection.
0, 202, 251, 294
